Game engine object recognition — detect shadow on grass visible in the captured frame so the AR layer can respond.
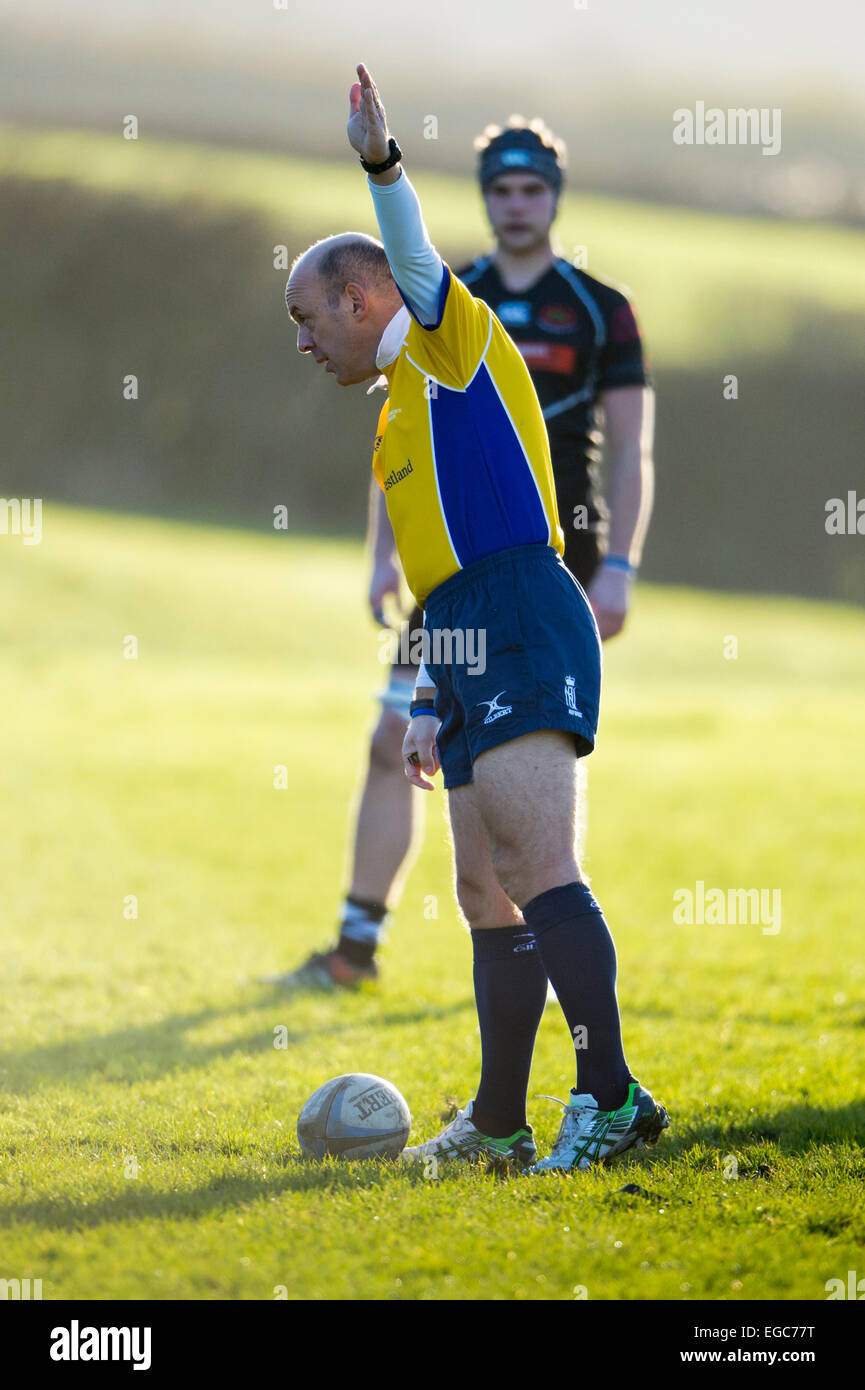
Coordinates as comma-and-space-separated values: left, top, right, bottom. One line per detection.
625, 1002, 850, 1030
0, 992, 474, 1095
1, 1100, 862, 1234
0, 1160, 400, 1232
662, 1097, 865, 1154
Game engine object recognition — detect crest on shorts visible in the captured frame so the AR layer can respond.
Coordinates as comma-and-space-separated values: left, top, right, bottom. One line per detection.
564, 675, 583, 718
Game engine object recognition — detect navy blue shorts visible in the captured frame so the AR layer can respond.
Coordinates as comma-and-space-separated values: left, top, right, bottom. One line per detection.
424, 543, 602, 790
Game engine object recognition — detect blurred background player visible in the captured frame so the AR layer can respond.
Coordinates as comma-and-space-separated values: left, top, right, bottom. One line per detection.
269, 117, 654, 989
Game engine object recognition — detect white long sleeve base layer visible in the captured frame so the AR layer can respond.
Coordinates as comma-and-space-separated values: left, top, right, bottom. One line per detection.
368, 171, 445, 327
369, 171, 443, 695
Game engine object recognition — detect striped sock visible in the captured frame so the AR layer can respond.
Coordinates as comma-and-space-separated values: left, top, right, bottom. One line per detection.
337, 895, 389, 966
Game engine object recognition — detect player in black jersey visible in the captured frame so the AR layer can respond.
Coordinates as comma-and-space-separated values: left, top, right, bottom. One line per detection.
268, 118, 655, 990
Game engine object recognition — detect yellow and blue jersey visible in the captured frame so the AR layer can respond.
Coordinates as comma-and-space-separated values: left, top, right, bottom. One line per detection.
372, 265, 565, 606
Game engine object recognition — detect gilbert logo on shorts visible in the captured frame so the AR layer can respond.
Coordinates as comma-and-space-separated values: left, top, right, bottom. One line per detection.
477, 691, 513, 725
564, 676, 583, 718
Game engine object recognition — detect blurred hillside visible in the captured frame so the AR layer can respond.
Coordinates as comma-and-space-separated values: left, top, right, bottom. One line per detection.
2, 128, 864, 602
3, 4, 865, 225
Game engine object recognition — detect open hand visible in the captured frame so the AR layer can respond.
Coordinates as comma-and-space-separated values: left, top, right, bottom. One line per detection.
347, 63, 391, 165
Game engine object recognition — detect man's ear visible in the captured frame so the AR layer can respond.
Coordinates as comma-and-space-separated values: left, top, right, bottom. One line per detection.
345, 282, 367, 319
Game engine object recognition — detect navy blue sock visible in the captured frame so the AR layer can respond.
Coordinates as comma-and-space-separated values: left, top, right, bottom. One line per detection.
523, 882, 634, 1111
471, 926, 548, 1138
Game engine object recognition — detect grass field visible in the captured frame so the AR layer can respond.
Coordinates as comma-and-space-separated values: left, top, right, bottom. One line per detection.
1, 504, 863, 1301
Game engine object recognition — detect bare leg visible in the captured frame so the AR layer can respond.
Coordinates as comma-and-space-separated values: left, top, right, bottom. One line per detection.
447, 783, 523, 930
267, 705, 425, 985
348, 706, 424, 904
470, 729, 583, 908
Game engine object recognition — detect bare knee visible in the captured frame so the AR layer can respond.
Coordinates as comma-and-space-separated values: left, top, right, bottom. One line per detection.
491, 841, 582, 910
454, 866, 521, 931
368, 710, 408, 775
488, 831, 530, 903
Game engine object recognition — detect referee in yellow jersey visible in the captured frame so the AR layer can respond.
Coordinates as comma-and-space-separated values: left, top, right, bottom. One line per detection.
284, 65, 669, 1173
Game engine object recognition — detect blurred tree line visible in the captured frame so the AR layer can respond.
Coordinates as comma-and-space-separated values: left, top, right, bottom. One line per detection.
2, 175, 863, 604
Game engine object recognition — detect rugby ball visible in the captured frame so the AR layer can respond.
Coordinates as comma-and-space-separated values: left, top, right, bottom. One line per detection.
297, 1073, 411, 1159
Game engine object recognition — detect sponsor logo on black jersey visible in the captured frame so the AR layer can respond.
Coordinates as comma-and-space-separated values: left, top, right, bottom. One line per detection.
538, 303, 580, 332
518, 342, 577, 375
497, 300, 533, 327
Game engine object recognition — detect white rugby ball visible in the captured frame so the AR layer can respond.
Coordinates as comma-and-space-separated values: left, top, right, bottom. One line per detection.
297, 1073, 411, 1159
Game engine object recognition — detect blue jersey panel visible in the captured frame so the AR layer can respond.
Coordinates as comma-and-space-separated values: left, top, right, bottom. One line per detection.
430, 363, 550, 568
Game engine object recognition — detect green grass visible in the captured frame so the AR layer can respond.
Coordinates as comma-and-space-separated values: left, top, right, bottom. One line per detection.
0, 505, 863, 1300
4, 124, 865, 368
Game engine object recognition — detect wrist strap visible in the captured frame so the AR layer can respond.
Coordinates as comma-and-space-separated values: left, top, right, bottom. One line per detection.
603, 554, 635, 575
360, 138, 403, 174
409, 699, 437, 718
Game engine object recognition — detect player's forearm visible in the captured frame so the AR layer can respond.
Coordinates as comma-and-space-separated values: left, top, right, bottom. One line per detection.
604, 442, 654, 568
415, 659, 436, 697
367, 164, 401, 187
602, 387, 655, 568
367, 171, 445, 326
368, 477, 396, 563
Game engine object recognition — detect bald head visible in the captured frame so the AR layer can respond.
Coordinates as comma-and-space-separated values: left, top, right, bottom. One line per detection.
289, 232, 395, 308
285, 232, 403, 387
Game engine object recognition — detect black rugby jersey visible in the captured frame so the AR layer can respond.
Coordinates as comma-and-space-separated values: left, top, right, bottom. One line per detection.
455, 256, 650, 535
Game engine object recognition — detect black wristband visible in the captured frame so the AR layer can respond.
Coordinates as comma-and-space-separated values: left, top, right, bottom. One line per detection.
409, 698, 436, 717
360, 138, 403, 175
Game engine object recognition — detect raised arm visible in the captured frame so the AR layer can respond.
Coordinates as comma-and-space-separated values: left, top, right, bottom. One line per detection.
348, 64, 445, 327
348, 65, 440, 788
